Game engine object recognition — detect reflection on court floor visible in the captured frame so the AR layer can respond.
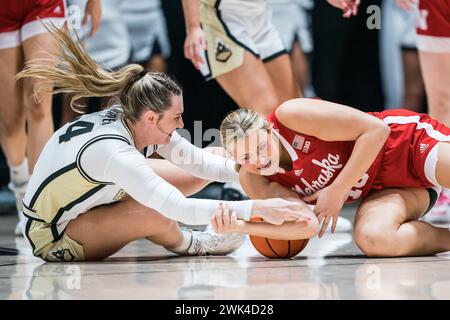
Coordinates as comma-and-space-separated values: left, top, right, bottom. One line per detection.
1, 212, 450, 300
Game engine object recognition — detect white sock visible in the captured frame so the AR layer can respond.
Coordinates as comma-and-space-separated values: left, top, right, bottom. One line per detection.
169, 229, 193, 254
9, 158, 29, 186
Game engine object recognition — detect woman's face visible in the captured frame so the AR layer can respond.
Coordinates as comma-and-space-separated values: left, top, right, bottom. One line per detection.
148, 95, 185, 145
230, 129, 281, 176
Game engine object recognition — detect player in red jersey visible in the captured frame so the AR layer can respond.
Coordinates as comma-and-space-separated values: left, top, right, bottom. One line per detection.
398, 0, 450, 222
217, 98, 450, 257
0, 0, 67, 235
0, 0, 101, 236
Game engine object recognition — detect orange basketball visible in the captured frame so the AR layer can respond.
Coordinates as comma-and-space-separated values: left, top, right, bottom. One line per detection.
249, 218, 309, 259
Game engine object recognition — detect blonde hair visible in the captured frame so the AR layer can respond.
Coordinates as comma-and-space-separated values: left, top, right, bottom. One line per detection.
220, 109, 271, 170
15, 23, 181, 121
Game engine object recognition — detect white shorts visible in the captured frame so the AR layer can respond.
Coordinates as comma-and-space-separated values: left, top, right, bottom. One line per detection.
122, 3, 171, 62
269, 0, 313, 53
199, 0, 286, 80
67, 0, 130, 69
398, 3, 419, 49
380, 0, 419, 109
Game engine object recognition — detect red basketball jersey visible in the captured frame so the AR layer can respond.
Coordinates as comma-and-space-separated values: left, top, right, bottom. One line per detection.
266, 108, 450, 203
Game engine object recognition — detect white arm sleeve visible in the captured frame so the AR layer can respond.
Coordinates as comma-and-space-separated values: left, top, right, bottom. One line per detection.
80, 139, 252, 225
156, 131, 239, 183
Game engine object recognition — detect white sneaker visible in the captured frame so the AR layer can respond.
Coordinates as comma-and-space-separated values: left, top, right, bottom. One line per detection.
8, 180, 28, 237
15, 216, 26, 236
185, 229, 245, 256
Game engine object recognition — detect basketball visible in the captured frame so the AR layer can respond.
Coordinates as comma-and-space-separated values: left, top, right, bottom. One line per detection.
249, 218, 309, 259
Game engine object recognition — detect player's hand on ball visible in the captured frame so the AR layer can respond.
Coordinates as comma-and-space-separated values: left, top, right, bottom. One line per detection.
303, 185, 347, 238
251, 198, 312, 225
211, 204, 246, 234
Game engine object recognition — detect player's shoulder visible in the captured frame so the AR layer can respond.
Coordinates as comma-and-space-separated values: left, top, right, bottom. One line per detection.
84, 107, 134, 143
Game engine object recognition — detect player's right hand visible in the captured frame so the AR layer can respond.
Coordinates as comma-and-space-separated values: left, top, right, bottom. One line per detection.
327, 0, 360, 18
211, 203, 245, 234
184, 27, 207, 70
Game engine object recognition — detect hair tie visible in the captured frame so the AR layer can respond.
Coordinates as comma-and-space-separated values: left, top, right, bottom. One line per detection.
137, 69, 148, 79
128, 69, 148, 88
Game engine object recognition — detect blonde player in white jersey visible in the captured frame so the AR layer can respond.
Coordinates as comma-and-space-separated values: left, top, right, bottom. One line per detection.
16, 25, 314, 262
182, 0, 301, 117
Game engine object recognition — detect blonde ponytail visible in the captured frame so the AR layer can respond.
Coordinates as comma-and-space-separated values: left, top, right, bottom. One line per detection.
16, 22, 181, 120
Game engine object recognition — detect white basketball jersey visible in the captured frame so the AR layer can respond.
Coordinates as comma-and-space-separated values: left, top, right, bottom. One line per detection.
23, 107, 136, 238
23, 106, 251, 241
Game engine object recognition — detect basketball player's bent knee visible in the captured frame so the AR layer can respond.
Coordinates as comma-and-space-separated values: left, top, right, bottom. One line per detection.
355, 225, 401, 257
23, 79, 51, 120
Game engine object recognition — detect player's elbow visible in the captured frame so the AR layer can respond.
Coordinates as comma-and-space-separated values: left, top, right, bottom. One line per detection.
381, 122, 391, 137
374, 120, 391, 140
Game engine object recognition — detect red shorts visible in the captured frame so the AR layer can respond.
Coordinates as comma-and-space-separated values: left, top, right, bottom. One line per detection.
369, 109, 450, 193
416, 0, 450, 52
0, 0, 66, 49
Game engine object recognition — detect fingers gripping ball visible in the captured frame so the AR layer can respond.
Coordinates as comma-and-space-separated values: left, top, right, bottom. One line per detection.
249, 218, 309, 259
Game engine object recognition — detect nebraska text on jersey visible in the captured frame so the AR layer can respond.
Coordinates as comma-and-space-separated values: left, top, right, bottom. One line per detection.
291, 153, 343, 196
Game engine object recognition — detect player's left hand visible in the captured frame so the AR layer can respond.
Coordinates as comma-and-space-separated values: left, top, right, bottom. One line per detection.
327, 0, 361, 18
211, 203, 246, 234
302, 185, 348, 238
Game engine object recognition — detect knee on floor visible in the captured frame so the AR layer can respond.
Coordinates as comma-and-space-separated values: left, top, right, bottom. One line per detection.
354, 225, 403, 257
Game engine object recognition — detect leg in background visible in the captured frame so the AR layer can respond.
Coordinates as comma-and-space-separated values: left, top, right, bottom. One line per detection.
402, 48, 426, 112
22, 33, 59, 172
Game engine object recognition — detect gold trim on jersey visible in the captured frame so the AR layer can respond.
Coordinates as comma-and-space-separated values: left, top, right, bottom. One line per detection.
24, 134, 132, 241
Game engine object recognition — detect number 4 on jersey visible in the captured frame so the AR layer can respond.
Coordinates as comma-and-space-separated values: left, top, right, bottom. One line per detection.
59, 121, 94, 143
